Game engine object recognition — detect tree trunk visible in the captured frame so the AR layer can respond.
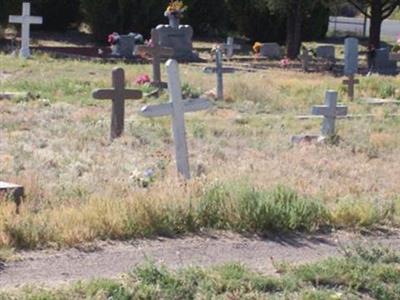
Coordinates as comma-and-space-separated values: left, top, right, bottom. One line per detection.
369, 1, 382, 48
286, 0, 303, 59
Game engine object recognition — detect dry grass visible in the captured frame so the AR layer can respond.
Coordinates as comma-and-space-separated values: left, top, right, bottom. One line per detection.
1, 51, 400, 249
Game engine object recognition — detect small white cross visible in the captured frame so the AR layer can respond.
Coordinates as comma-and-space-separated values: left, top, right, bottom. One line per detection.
9, 2, 43, 58
312, 91, 348, 136
223, 37, 241, 59
140, 60, 211, 179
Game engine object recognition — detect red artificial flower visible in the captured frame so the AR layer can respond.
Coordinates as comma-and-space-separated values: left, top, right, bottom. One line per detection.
135, 74, 151, 85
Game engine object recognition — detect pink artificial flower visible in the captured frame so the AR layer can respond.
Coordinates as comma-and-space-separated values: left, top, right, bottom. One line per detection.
108, 32, 119, 45
135, 74, 151, 85
280, 57, 290, 68
146, 39, 155, 48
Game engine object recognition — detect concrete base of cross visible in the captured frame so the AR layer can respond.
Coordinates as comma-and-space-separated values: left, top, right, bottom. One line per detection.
0, 181, 24, 213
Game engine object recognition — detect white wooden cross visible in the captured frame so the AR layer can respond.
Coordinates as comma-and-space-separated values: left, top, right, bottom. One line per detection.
312, 90, 348, 137
136, 29, 174, 89
140, 60, 211, 179
203, 47, 235, 100
223, 37, 241, 59
9, 2, 43, 58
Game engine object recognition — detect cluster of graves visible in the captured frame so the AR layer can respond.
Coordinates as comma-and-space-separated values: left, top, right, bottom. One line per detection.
1, 2, 400, 211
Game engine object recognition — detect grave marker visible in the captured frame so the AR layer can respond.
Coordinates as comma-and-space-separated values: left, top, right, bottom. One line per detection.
342, 75, 359, 101
259, 43, 281, 59
140, 60, 211, 179
203, 47, 235, 100
0, 181, 24, 213
92, 68, 143, 140
9, 2, 43, 58
343, 38, 359, 101
136, 29, 174, 88
223, 37, 241, 59
300, 49, 312, 72
312, 90, 348, 136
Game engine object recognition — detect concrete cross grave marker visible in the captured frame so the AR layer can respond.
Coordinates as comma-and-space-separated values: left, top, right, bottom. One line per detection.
140, 60, 211, 179
223, 37, 241, 59
203, 48, 235, 100
136, 29, 174, 89
343, 37, 359, 101
312, 90, 348, 137
92, 68, 143, 141
9, 2, 43, 58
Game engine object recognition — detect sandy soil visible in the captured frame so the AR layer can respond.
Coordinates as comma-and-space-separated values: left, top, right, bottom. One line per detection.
1, 231, 400, 289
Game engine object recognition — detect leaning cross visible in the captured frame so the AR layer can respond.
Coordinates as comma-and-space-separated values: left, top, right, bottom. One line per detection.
342, 74, 359, 102
203, 47, 235, 100
223, 37, 241, 59
9, 2, 43, 58
312, 90, 348, 137
136, 29, 174, 89
140, 60, 211, 179
92, 67, 143, 140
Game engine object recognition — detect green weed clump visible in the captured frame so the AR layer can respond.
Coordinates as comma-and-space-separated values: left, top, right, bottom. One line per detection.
2, 245, 400, 299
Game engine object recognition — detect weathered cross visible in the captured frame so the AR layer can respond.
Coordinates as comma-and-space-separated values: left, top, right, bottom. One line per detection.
223, 37, 241, 59
92, 68, 143, 141
312, 90, 348, 137
136, 29, 174, 89
140, 60, 211, 179
300, 49, 312, 72
9, 2, 43, 58
203, 47, 235, 100
342, 75, 359, 101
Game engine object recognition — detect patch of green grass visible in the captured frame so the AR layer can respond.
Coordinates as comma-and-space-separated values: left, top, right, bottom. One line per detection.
2, 245, 400, 299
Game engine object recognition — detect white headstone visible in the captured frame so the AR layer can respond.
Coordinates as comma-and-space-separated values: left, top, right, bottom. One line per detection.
344, 37, 359, 76
312, 91, 348, 136
9, 2, 43, 58
140, 60, 211, 179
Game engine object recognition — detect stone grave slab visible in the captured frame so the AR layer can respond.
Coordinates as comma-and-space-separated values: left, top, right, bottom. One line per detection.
316, 45, 335, 61
259, 43, 281, 59
375, 48, 398, 75
344, 37, 359, 76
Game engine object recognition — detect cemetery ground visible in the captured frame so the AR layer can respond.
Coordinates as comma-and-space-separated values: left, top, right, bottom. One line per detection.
2, 44, 400, 297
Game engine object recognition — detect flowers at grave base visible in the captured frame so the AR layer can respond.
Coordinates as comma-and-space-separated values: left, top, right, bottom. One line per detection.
280, 57, 290, 68
135, 74, 151, 85
253, 42, 262, 54
107, 32, 120, 45
165, 1, 187, 18
392, 35, 400, 53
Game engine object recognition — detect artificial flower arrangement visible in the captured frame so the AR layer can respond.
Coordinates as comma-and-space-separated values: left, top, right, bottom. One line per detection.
392, 35, 400, 53
164, 0, 187, 19
253, 42, 262, 54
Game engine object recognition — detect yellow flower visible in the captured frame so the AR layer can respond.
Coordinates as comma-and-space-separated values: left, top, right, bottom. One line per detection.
167, 1, 187, 13
253, 42, 262, 54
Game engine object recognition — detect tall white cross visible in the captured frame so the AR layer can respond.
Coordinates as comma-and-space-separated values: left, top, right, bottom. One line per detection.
223, 37, 241, 59
9, 2, 43, 58
312, 91, 348, 137
140, 60, 211, 179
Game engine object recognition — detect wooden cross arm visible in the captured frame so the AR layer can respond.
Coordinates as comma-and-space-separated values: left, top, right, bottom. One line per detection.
312, 106, 348, 117
140, 98, 212, 118
343, 79, 360, 85
203, 67, 236, 74
92, 89, 143, 100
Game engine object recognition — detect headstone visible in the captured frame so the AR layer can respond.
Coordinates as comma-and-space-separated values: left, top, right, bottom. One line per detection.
203, 47, 235, 100
259, 43, 281, 59
92, 68, 143, 140
135, 29, 174, 88
111, 33, 142, 58
300, 49, 312, 72
0, 181, 24, 213
140, 60, 211, 179
9, 2, 43, 58
344, 37, 359, 76
154, 12, 199, 61
223, 37, 241, 59
316, 45, 335, 61
312, 91, 348, 136
375, 48, 398, 75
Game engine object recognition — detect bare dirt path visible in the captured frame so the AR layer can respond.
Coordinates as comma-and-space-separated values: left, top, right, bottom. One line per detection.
1, 231, 400, 289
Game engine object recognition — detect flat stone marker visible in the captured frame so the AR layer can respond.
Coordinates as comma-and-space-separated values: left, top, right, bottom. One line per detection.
365, 98, 400, 105
0, 181, 24, 213
140, 60, 211, 179
222, 37, 241, 59
312, 90, 348, 137
203, 47, 235, 100
259, 43, 281, 59
92, 68, 143, 140
136, 29, 174, 89
9, 2, 43, 58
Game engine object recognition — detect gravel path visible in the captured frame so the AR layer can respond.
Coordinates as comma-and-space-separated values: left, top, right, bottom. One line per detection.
1, 231, 400, 289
